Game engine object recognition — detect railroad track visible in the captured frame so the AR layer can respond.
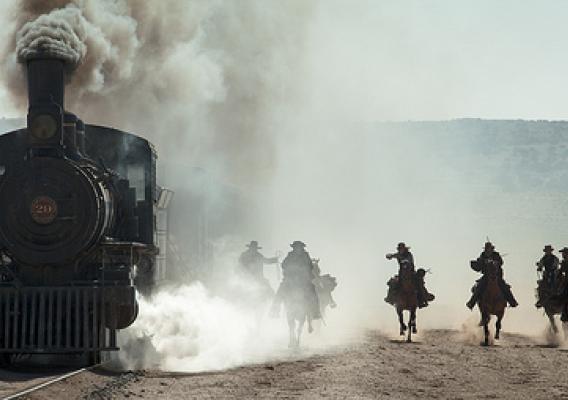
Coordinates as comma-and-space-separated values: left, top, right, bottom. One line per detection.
1, 363, 106, 400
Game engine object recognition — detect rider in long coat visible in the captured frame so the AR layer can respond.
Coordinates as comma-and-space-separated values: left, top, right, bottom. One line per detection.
238, 241, 278, 296
535, 245, 560, 308
270, 241, 321, 320
239, 241, 278, 280
385, 242, 434, 308
537, 245, 559, 288
466, 241, 518, 309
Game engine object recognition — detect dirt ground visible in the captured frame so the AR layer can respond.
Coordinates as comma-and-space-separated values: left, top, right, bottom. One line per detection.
14, 328, 568, 399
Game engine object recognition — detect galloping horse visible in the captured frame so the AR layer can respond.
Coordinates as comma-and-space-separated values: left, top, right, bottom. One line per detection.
284, 282, 312, 349
477, 261, 507, 346
537, 273, 568, 337
394, 268, 419, 343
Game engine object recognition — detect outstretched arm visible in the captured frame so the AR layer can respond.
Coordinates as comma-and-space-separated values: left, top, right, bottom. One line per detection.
263, 256, 279, 264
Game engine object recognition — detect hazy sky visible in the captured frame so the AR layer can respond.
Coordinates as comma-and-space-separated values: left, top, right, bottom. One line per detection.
1, 1, 568, 120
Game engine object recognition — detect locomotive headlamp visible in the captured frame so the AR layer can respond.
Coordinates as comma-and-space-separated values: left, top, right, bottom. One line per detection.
30, 114, 58, 140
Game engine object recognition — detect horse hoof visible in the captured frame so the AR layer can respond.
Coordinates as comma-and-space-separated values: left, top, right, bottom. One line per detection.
406, 338, 412, 343
412, 326, 417, 334
495, 334, 500, 340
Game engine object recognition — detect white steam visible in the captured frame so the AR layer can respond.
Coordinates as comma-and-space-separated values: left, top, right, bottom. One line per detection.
120, 283, 285, 372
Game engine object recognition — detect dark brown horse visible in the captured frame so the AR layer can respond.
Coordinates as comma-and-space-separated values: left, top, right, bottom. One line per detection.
478, 262, 507, 346
537, 274, 568, 337
394, 268, 418, 343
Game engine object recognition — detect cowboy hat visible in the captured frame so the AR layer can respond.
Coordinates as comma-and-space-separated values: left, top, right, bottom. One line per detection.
397, 242, 410, 250
543, 245, 554, 252
484, 241, 495, 250
560, 247, 568, 254
246, 241, 262, 249
290, 240, 306, 248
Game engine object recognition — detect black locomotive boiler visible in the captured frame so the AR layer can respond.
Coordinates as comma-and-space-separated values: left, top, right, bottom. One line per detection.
0, 55, 172, 361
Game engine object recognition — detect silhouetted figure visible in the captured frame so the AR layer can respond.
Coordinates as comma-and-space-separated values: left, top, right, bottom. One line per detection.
239, 241, 278, 281
559, 248, 568, 322
466, 241, 518, 309
270, 241, 321, 324
385, 242, 434, 308
535, 245, 560, 308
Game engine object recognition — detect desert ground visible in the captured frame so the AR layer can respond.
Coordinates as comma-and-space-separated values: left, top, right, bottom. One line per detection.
4, 327, 567, 400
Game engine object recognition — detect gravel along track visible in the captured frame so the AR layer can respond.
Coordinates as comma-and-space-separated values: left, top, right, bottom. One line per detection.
6, 329, 568, 399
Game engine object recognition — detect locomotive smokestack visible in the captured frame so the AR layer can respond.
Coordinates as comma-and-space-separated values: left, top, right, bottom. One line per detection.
27, 56, 66, 109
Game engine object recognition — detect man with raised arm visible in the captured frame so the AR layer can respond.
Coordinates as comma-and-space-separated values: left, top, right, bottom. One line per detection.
466, 241, 518, 309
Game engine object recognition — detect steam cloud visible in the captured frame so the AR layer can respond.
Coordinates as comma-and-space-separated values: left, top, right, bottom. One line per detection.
2, 0, 314, 185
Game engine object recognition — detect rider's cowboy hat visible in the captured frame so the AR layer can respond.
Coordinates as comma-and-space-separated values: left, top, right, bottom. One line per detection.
484, 241, 495, 250
246, 240, 261, 249
543, 245, 554, 252
290, 240, 306, 248
397, 242, 410, 250
560, 247, 568, 254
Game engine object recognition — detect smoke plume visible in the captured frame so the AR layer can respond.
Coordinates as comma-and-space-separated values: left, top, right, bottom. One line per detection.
2, 0, 314, 185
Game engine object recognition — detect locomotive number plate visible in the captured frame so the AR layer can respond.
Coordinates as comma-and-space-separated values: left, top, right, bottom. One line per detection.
30, 196, 58, 224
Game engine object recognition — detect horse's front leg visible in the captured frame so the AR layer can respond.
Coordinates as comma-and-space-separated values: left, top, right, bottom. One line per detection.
481, 311, 490, 346
297, 317, 305, 348
495, 314, 503, 340
288, 315, 296, 348
410, 308, 417, 334
548, 313, 558, 334
397, 308, 406, 336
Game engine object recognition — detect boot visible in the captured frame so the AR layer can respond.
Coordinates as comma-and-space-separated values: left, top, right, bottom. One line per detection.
384, 286, 396, 305
501, 283, 519, 307
329, 296, 337, 308
466, 291, 479, 310
417, 290, 428, 309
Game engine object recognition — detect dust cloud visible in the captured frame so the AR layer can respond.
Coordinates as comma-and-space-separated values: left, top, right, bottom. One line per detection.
1, 0, 567, 372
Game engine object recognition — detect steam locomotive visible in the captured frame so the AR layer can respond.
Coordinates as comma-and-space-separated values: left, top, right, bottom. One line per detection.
0, 55, 172, 362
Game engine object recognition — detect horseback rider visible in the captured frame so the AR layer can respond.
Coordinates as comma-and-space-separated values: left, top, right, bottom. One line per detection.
559, 247, 568, 321
385, 242, 434, 308
466, 241, 518, 309
312, 258, 338, 314
537, 245, 559, 288
270, 241, 321, 321
239, 241, 278, 281
535, 245, 559, 308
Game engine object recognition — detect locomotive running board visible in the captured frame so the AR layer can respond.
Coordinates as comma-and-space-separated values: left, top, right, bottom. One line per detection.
0, 286, 119, 353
